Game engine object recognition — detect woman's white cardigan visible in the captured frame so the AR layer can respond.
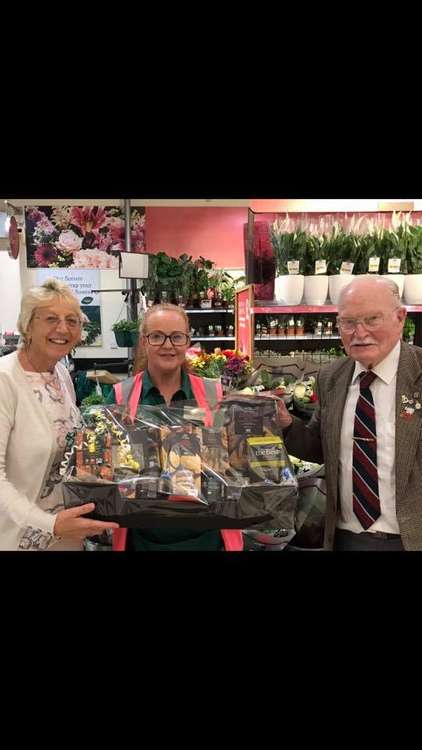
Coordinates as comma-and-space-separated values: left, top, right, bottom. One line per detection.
0, 351, 77, 550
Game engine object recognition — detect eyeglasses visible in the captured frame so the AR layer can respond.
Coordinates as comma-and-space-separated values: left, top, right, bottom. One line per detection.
336, 308, 400, 333
34, 314, 82, 329
145, 331, 190, 346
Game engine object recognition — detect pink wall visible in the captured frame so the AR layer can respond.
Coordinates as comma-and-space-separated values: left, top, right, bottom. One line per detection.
145, 207, 247, 267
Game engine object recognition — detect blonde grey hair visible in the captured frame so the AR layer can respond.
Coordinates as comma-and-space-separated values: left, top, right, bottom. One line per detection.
18, 277, 84, 346
338, 275, 401, 309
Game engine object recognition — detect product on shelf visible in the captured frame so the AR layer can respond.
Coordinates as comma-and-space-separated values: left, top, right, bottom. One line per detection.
287, 317, 296, 336
295, 317, 304, 335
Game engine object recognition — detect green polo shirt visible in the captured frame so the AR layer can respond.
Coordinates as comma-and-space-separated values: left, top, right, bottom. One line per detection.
106, 370, 222, 551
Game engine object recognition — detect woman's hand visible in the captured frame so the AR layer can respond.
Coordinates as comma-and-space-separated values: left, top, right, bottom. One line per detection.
53, 503, 119, 540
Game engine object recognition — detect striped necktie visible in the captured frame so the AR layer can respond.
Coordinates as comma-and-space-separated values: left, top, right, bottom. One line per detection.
352, 370, 381, 529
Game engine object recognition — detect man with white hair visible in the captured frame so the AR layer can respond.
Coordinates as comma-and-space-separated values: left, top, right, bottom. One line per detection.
278, 275, 422, 550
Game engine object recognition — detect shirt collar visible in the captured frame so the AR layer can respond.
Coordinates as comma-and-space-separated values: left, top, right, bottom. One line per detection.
143, 368, 191, 398
351, 339, 401, 385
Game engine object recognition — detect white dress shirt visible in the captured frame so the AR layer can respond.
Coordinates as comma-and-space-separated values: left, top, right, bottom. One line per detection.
337, 340, 401, 535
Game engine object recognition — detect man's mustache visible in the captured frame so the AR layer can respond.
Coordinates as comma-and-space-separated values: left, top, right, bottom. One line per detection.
350, 339, 376, 346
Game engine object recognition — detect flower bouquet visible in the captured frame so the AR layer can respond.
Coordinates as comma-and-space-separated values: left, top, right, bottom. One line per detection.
243, 364, 296, 406
188, 348, 253, 393
292, 375, 318, 418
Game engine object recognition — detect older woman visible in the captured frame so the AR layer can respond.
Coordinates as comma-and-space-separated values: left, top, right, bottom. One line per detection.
107, 303, 243, 551
0, 278, 119, 550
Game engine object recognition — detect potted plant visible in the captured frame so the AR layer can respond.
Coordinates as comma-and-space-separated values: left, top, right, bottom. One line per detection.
219, 273, 246, 308
405, 223, 422, 303
380, 213, 410, 298
271, 217, 306, 305
112, 319, 140, 348
193, 256, 214, 308
326, 223, 363, 304
303, 231, 329, 305
176, 253, 196, 306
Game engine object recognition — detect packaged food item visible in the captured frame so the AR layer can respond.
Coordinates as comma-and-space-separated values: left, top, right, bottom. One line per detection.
247, 435, 285, 483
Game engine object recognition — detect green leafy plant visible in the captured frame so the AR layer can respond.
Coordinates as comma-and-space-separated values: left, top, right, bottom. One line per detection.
80, 392, 106, 408
176, 253, 196, 302
382, 228, 408, 274
303, 233, 329, 276
407, 225, 422, 274
403, 317, 415, 342
193, 256, 215, 294
141, 251, 217, 304
80, 319, 101, 346
207, 269, 246, 306
324, 223, 364, 274
112, 318, 140, 333
270, 218, 307, 275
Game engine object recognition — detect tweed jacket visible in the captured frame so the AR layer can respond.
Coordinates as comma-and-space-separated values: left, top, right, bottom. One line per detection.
284, 341, 422, 550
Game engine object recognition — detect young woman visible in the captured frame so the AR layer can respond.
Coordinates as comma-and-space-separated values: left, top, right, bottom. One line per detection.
107, 303, 243, 551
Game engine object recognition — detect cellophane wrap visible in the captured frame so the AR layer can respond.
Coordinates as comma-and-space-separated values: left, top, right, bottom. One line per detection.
60, 396, 298, 529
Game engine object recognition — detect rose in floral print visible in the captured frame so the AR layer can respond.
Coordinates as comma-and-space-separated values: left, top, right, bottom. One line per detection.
72, 248, 118, 269
56, 229, 83, 254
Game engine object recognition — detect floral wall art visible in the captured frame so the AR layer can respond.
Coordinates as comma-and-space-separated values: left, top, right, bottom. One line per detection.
25, 206, 146, 269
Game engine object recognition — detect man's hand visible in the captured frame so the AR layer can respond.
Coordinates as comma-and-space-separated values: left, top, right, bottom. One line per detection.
53, 503, 119, 540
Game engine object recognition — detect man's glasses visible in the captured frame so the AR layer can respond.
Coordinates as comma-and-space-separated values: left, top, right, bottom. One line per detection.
145, 331, 190, 346
34, 314, 82, 329
336, 308, 400, 333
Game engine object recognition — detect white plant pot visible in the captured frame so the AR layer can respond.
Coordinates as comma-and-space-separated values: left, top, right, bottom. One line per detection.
328, 274, 355, 305
303, 275, 329, 306
382, 274, 404, 298
404, 274, 422, 304
274, 274, 304, 305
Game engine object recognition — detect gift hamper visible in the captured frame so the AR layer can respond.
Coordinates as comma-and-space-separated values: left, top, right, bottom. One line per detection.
61, 396, 298, 530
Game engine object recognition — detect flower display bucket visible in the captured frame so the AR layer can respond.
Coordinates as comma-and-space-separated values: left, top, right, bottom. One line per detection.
382, 274, 404, 298
404, 274, 422, 304
274, 274, 304, 305
328, 274, 354, 305
303, 275, 329, 305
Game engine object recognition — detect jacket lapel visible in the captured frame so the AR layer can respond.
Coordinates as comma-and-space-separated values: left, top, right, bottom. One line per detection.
395, 343, 422, 508
323, 358, 355, 504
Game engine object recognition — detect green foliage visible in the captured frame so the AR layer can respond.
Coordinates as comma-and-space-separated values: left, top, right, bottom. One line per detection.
80, 319, 101, 346
403, 317, 416, 342
325, 224, 364, 274
383, 226, 409, 273
112, 318, 140, 333
140, 251, 217, 302
406, 225, 422, 274
270, 221, 307, 275
80, 392, 106, 408
303, 233, 328, 275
